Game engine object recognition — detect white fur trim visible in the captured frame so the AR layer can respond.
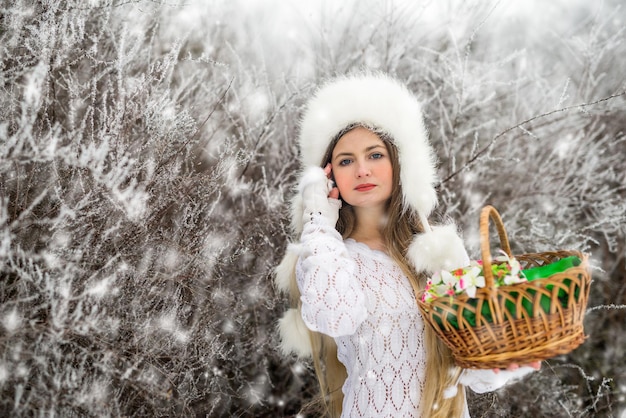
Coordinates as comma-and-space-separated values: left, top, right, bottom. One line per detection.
297, 166, 328, 193
274, 250, 299, 294
290, 193, 304, 234
299, 72, 438, 217
278, 308, 312, 357
407, 224, 470, 273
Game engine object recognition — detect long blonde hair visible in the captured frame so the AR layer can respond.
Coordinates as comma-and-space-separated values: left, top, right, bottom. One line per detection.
290, 125, 465, 417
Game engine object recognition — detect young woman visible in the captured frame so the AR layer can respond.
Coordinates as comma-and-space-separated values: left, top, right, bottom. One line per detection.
275, 73, 539, 417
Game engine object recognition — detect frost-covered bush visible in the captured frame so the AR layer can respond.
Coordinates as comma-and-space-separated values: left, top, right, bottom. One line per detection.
0, 0, 297, 415
0, 0, 624, 417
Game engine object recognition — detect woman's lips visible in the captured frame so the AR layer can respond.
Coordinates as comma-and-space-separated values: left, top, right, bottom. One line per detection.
355, 183, 376, 191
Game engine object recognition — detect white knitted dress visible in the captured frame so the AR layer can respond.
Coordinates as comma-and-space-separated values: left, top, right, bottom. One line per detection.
296, 214, 534, 417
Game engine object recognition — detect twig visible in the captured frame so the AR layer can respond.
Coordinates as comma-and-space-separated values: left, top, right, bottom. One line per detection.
149, 76, 234, 184
240, 91, 298, 177
586, 303, 626, 314
440, 91, 626, 185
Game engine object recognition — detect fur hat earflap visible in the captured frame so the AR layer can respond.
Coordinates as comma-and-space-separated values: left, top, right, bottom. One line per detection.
274, 249, 299, 295
278, 308, 313, 357
275, 244, 313, 357
274, 242, 306, 295
407, 219, 470, 274
289, 192, 304, 236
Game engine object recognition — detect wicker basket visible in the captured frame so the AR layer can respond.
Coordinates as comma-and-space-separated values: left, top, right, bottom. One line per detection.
416, 205, 590, 369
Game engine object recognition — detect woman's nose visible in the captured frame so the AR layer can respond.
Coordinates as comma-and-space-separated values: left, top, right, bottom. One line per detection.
356, 161, 371, 177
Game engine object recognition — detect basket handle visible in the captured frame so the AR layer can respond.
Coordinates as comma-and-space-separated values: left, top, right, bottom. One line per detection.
480, 205, 512, 291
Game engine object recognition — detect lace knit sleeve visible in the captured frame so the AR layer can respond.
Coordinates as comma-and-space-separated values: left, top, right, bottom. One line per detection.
295, 215, 368, 338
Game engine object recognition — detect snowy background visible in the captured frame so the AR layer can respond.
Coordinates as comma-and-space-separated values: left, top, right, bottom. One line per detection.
1, 0, 625, 416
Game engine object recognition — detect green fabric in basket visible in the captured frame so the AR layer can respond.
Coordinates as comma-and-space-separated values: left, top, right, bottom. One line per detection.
433, 298, 494, 330
522, 255, 581, 311
521, 256, 581, 281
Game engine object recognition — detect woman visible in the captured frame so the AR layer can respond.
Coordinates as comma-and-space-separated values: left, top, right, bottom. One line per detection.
275, 73, 538, 417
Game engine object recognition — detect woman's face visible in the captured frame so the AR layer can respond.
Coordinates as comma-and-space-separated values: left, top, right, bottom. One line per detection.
330, 127, 393, 210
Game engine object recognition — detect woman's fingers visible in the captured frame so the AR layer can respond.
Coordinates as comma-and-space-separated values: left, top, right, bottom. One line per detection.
324, 163, 339, 199
324, 163, 332, 177
490, 365, 516, 374
492, 361, 541, 374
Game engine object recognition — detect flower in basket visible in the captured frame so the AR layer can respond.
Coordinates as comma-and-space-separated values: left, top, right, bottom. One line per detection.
421, 251, 526, 303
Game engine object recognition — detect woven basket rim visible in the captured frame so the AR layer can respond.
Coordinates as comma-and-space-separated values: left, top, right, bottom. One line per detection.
416, 252, 589, 304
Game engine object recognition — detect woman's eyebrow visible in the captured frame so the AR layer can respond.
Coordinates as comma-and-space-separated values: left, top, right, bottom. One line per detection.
334, 144, 385, 159
364, 144, 385, 152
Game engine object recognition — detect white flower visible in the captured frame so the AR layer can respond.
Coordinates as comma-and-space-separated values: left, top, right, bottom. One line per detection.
463, 266, 485, 298
441, 270, 457, 287
503, 274, 526, 285
429, 271, 443, 285
495, 250, 526, 285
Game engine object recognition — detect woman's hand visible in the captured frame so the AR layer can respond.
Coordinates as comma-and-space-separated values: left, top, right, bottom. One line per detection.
299, 165, 342, 227
492, 361, 541, 374
324, 163, 340, 199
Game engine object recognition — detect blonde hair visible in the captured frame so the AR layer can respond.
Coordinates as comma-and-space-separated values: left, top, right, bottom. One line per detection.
290, 125, 465, 417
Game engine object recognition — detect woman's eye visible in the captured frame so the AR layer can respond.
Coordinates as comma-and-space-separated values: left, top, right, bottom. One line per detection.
371, 152, 384, 159
339, 159, 352, 166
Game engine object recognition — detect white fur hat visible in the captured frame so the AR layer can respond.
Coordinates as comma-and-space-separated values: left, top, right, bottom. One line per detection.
300, 73, 437, 220
275, 73, 469, 357
298, 72, 469, 272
